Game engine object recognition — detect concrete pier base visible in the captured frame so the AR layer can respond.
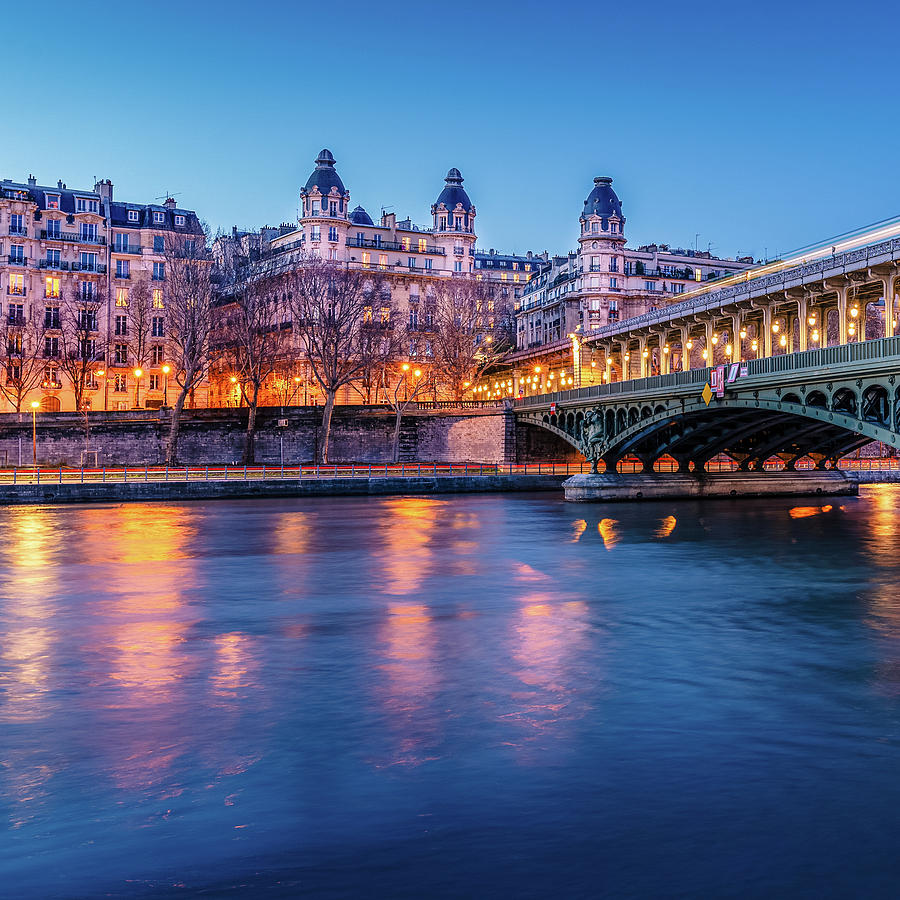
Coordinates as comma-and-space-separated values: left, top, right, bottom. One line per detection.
562, 471, 858, 502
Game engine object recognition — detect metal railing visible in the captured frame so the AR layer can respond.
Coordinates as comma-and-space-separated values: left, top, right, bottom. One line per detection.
0, 461, 588, 485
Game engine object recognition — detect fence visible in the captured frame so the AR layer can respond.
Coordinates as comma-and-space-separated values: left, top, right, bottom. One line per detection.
0, 456, 897, 485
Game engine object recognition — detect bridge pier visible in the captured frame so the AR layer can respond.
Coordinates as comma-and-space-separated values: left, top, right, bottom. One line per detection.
562, 471, 857, 503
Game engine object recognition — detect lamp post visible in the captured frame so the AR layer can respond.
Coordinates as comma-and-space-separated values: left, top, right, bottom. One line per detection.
162, 364, 170, 407
97, 369, 108, 411
133, 368, 143, 408
30, 400, 39, 467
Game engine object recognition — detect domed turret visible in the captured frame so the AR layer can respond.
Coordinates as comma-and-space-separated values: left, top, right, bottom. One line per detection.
304, 149, 345, 195
432, 167, 476, 238
582, 176, 623, 222
300, 148, 350, 220
349, 205, 374, 226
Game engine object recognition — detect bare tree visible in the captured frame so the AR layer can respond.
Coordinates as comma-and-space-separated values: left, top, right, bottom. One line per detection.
0, 305, 47, 412
125, 275, 154, 407
382, 360, 435, 463
163, 230, 213, 465
58, 282, 105, 412
215, 256, 288, 463
288, 257, 386, 463
431, 277, 514, 400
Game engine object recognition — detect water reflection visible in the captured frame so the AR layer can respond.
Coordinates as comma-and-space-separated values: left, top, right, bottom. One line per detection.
598, 517, 621, 549
379, 498, 441, 595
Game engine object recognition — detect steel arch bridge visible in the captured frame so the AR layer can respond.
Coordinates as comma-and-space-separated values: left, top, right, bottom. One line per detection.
515, 336, 900, 473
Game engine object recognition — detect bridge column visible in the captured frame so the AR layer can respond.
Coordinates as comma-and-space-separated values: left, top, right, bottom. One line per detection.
730, 313, 742, 362
681, 328, 692, 371
619, 341, 629, 381
638, 336, 649, 378
837, 284, 849, 345
762, 306, 773, 358
703, 320, 714, 367
797, 296, 808, 352
883, 273, 896, 339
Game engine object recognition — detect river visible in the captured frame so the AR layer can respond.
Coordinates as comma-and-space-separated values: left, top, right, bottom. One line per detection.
3, 488, 900, 897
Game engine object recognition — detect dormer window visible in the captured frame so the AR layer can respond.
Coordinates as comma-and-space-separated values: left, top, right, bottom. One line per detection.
175, 215, 185, 226
128, 210, 139, 222
153, 211, 164, 224
311, 201, 320, 215
76, 198, 98, 213
46, 194, 60, 210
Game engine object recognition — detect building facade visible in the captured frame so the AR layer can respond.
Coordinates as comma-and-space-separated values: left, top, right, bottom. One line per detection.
0, 175, 205, 412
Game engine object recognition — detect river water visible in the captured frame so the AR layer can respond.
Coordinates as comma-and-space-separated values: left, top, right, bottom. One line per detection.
3, 488, 900, 897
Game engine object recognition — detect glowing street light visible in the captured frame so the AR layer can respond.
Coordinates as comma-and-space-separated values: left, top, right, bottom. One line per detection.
162, 364, 171, 407
133, 367, 143, 408
30, 400, 39, 467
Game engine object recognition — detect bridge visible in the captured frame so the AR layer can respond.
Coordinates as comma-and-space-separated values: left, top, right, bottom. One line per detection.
512, 225, 900, 498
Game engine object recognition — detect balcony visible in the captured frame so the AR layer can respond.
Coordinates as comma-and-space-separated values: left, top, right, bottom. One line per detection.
151, 274, 165, 282
7, 255, 27, 267
71, 262, 106, 274
7, 314, 26, 323
8, 225, 27, 236
346, 237, 445, 255
115, 272, 131, 280
39, 259, 70, 271
39, 229, 106, 246
41, 380, 63, 390
6, 287, 26, 297
113, 244, 142, 255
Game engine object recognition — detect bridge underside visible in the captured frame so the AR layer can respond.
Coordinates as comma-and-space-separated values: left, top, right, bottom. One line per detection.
604, 407, 871, 472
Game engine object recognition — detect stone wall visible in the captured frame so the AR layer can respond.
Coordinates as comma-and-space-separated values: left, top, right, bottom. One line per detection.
0, 406, 536, 467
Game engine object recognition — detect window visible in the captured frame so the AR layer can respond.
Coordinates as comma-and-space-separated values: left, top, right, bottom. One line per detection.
362, 252, 370, 268
113, 373, 127, 392
152, 289, 164, 309
128, 210, 139, 222
8, 274, 24, 295
45, 277, 60, 299
114, 234, 130, 252
401, 237, 410, 251
417, 239, 427, 253
7, 363, 21, 383
82, 340, 96, 363
116, 288, 128, 307
44, 336, 60, 358
115, 344, 128, 365
153, 211, 164, 224
356, 232, 365, 244
454, 244, 463, 256
310, 226, 320, 242
424, 258, 432, 271
80, 222, 98, 242
9, 213, 24, 235
380, 306, 390, 325
184, 239, 196, 256
80, 252, 97, 271
149, 374, 160, 391
671, 282, 685, 294
329, 202, 337, 216
644, 280, 657, 291
610, 277, 618, 289
310, 201, 320, 216
44, 249, 60, 269
378, 254, 387, 270
7, 303, 24, 323
439, 216, 446, 229
609, 300, 618, 311
46, 194, 60, 210
329, 248, 337, 260
43, 365, 60, 387
153, 235, 164, 252
79, 282, 95, 301
408, 257, 416, 269
151, 345, 164, 365
9, 245, 24, 264
44, 306, 60, 329
328, 227, 338, 242
454, 261, 463, 272
78, 308, 97, 331
75, 198, 98, 213
175, 215, 185, 226
115, 315, 128, 336
609, 257, 618, 272
409, 307, 418, 329
116, 259, 130, 279
45, 219, 60, 238
153, 262, 165, 281
152, 316, 165, 337
76, 198, 86, 212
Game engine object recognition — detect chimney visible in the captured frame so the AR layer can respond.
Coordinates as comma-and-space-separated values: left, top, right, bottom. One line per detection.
94, 179, 113, 202
27, 174, 36, 187
164, 197, 176, 211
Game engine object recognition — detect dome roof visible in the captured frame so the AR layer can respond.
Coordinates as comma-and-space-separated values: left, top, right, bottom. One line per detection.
434, 167, 473, 212
349, 205, 374, 226
304, 148, 346, 196
582, 176, 623, 220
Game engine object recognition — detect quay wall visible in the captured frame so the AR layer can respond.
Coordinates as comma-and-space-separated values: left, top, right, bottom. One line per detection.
0, 407, 578, 467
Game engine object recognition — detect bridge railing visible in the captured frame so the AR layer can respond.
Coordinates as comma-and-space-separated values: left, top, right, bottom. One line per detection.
516, 333, 900, 407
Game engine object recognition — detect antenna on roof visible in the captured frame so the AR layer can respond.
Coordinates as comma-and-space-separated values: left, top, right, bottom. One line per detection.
155, 191, 183, 203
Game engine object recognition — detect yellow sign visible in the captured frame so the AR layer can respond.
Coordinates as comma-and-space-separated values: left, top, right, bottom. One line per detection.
701, 383, 713, 406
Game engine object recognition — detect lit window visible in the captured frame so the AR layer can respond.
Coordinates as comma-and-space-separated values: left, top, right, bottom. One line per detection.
45, 277, 60, 298
417, 238, 427, 253
362, 252, 370, 268
401, 237, 410, 251
46, 194, 60, 210
378, 254, 387, 270
116, 288, 129, 307
9, 274, 24, 295
152, 289, 164, 309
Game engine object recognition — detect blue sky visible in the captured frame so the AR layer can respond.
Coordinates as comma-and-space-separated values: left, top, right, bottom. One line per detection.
7, 0, 896, 260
